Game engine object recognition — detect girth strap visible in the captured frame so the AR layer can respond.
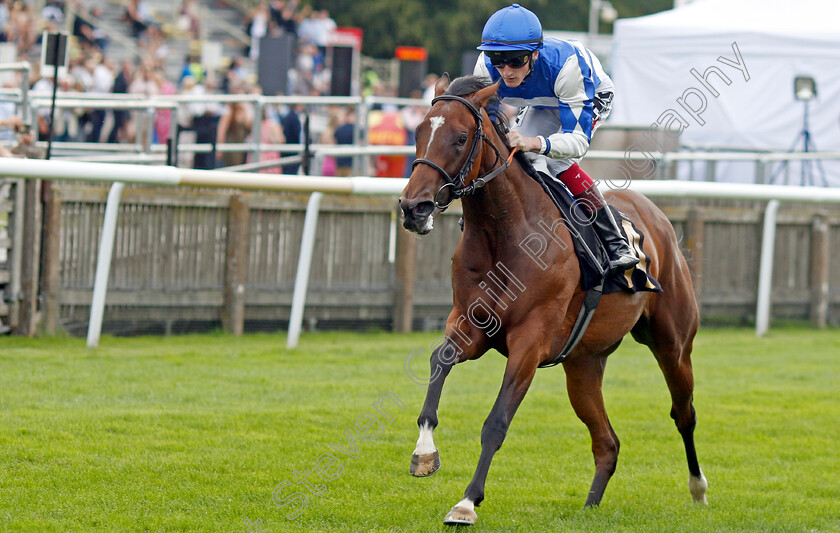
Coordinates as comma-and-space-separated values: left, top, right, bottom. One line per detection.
538, 284, 603, 368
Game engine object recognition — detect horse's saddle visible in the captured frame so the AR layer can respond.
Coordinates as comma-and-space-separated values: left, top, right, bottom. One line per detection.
532, 172, 662, 295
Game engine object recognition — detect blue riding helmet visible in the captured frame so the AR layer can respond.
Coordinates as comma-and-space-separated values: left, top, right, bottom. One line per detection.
477, 3, 543, 52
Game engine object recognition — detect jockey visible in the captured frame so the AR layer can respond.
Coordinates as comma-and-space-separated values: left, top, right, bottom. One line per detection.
474, 3, 638, 273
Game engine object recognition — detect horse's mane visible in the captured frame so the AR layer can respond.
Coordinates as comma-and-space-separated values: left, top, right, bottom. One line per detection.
445, 75, 542, 183
445, 75, 509, 134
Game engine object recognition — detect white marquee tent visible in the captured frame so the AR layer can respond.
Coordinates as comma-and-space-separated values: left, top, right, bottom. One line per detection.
609, 0, 840, 186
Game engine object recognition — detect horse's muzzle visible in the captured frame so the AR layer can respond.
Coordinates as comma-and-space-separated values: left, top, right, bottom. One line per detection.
398, 198, 436, 234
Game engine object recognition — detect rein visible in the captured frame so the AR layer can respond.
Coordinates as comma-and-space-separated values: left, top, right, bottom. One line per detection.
412, 94, 515, 209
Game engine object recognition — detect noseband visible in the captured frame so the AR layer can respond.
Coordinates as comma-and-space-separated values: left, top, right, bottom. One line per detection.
412, 94, 511, 209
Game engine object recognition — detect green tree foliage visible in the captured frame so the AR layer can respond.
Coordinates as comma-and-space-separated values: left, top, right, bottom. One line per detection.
311, 0, 673, 75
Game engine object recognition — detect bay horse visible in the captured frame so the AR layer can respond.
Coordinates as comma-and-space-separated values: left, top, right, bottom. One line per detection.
398, 75, 707, 526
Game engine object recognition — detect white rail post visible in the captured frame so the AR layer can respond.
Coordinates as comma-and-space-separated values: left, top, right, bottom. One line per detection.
286, 192, 323, 349
169, 103, 179, 166
10, 179, 26, 306
359, 96, 373, 176
86, 182, 125, 348
353, 99, 364, 176
144, 107, 154, 154
250, 97, 262, 164
755, 199, 780, 337
20, 62, 30, 125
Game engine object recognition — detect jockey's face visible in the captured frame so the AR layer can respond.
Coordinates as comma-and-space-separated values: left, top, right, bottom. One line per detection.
495, 51, 538, 88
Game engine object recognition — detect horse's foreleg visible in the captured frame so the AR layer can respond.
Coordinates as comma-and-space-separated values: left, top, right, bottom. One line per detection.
410, 339, 461, 477
443, 355, 538, 526
564, 353, 619, 507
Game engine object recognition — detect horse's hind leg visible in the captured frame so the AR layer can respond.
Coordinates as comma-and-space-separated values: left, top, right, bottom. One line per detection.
564, 351, 620, 507
633, 296, 707, 504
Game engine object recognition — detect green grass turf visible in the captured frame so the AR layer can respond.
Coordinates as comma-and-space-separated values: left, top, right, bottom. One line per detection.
1, 327, 839, 532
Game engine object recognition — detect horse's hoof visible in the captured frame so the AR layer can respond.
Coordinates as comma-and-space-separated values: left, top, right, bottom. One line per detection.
410, 450, 440, 477
443, 506, 477, 526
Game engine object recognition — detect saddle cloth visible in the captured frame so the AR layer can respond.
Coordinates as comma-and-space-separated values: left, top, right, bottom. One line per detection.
532, 173, 662, 295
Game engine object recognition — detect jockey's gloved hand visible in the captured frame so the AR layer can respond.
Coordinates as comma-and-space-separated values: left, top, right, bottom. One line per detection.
593, 91, 614, 127
485, 99, 507, 133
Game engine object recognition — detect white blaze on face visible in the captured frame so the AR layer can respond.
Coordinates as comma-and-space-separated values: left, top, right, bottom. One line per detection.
426, 116, 445, 153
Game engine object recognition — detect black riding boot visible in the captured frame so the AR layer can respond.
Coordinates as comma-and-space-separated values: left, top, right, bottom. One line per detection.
575, 187, 639, 273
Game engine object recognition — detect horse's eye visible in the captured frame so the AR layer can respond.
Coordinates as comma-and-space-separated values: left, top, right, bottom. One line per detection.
457, 134, 468, 145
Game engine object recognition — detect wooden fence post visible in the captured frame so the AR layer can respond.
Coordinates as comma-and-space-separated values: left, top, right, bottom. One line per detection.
41, 184, 61, 335
15, 179, 41, 336
809, 213, 829, 329
685, 207, 705, 301
393, 225, 416, 333
222, 194, 249, 336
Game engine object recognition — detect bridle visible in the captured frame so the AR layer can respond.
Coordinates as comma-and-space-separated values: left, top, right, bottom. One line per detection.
411, 94, 515, 209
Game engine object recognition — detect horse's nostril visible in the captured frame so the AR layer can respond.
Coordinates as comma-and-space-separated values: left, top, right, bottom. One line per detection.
400, 198, 434, 220
413, 201, 435, 218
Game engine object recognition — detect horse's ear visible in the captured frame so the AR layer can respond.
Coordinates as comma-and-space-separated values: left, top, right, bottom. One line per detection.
434, 73, 451, 97
473, 80, 500, 109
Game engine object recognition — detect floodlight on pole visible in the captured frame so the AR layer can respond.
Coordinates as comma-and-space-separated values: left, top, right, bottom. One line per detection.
771, 75, 826, 186
794, 76, 816, 101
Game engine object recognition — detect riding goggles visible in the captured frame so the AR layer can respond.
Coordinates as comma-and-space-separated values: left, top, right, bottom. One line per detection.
488, 51, 531, 69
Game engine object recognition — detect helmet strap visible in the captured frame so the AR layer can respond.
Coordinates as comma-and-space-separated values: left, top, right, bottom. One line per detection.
524, 51, 537, 80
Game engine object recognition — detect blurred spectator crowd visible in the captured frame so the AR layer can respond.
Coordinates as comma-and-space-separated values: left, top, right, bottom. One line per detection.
0, 0, 439, 177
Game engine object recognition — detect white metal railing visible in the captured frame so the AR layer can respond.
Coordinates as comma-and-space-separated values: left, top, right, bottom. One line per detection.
12, 96, 840, 184
22, 92, 370, 166
4, 83, 838, 184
